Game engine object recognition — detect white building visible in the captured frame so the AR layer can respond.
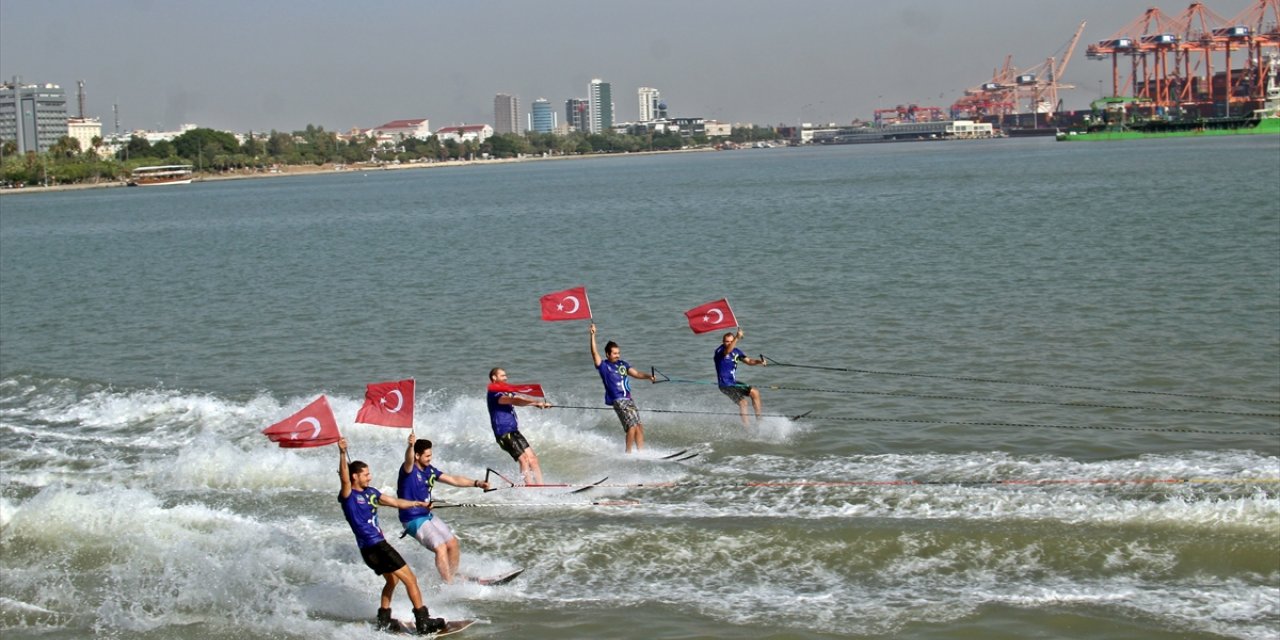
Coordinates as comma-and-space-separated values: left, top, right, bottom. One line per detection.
435, 124, 493, 144
704, 120, 731, 137
133, 123, 198, 144
945, 120, 995, 139
66, 117, 102, 154
371, 118, 432, 142
588, 79, 613, 133
638, 87, 660, 123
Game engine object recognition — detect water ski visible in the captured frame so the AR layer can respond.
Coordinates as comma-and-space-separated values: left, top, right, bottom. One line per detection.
472, 567, 524, 586
392, 618, 476, 636
658, 448, 699, 462
568, 476, 608, 494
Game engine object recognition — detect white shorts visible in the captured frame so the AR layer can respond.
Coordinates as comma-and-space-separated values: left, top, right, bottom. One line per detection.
404, 514, 455, 551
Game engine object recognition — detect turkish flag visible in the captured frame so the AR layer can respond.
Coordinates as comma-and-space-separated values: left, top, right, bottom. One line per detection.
487, 382, 546, 398
540, 286, 592, 321
278, 436, 340, 448
355, 379, 415, 428
685, 298, 738, 334
262, 396, 341, 448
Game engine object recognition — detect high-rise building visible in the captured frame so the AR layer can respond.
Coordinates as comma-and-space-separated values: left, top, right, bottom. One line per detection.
530, 98, 556, 134
588, 79, 612, 133
0, 76, 69, 153
638, 87, 661, 123
566, 98, 589, 133
494, 93, 520, 135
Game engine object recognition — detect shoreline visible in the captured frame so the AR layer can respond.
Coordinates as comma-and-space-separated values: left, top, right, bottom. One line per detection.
0, 147, 716, 196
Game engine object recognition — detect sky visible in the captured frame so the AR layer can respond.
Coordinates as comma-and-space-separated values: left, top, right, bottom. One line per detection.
0, 0, 1264, 134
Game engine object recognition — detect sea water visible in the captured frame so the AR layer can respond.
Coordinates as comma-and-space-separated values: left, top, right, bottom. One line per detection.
1, 137, 1277, 639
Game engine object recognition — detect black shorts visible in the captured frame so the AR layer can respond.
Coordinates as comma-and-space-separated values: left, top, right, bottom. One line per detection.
719, 385, 751, 404
360, 540, 407, 576
498, 430, 531, 461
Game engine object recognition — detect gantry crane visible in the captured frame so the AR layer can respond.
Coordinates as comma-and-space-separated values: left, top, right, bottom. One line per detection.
950, 55, 1019, 120
952, 22, 1086, 125
1085, 1, 1279, 116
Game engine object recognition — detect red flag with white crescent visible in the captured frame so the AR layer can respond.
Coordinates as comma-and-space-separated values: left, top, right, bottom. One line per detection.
684, 298, 738, 334
487, 382, 546, 398
540, 286, 592, 321
355, 379, 415, 428
262, 396, 341, 448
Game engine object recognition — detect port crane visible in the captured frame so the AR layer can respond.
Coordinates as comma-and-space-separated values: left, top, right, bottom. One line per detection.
1016, 21, 1087, 118
951, 21, 1086, 125
1085, 0, 1279, 116
949, 56, 1018, 120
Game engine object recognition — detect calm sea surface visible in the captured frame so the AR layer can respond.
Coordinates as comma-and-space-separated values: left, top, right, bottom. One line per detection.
1, 137, 1278, 639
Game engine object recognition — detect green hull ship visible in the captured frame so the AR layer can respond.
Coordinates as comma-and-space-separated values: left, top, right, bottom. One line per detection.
1058, 57, 1280, 142
1056, 114, 1280, 141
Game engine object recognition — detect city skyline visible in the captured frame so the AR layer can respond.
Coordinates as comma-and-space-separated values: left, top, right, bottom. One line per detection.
0, 0, 1263, 134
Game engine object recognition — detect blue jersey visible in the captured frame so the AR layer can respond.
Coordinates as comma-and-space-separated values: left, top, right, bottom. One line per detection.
339, 486, 386, 549
487, 391, 520, 438
714, 345, 745, 387
397, 463, 442, 524
596, 358, 633, 405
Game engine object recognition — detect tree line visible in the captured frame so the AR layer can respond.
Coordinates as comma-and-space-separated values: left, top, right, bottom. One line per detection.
1, 124, 781, 187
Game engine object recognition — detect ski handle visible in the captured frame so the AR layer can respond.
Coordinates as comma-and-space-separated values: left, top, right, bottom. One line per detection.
483, 467, 518, 492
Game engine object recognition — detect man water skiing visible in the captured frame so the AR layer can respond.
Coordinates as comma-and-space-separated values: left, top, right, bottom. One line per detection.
487, 367, 550, 485
399, 432, 490, 584
590, 322, 658, 453
337, 438, 446, 635
714, 328, 766, 425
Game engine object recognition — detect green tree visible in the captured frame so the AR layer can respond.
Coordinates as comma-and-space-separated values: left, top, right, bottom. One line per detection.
48, 135, 82, 159
266, 131, 294, 157
485, 133, 530, 158
121, 135, 153, 160
241, 134, 263, 157
1, 153, 35, 185
151, 140, 175, 159
442, 139, 460, 160
297, 124, 340, 163
172, 128, 239, 161
651, 132, 685, 150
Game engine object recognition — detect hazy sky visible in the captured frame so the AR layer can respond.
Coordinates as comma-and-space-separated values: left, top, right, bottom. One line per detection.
0, 0, 1262, 133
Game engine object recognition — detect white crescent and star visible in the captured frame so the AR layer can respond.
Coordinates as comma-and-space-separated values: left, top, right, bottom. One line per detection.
704, 308, 725, 324
382, 389, 405, 413
295, 417, 322, 439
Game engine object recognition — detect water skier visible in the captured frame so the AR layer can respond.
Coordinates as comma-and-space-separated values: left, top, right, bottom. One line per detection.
398, 432, 491, 584
337, 438, 446, 635
590, 322, 658, 453
487, 367, 550, 485
714, 328, 766, 425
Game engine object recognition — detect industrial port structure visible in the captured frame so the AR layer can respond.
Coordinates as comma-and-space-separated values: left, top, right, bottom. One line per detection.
949, 0, 1279, 127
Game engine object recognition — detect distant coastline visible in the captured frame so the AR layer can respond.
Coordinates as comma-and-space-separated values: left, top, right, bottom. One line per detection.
0, 147, 716, 197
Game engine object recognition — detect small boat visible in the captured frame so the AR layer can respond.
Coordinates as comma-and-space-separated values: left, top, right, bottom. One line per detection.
127, 165, 194, 186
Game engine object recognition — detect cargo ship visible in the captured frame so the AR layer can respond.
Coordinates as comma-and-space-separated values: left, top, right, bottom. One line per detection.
1055, 107, 1279, 141
1057, 58, 1280, 142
